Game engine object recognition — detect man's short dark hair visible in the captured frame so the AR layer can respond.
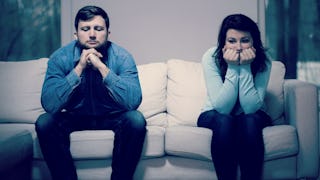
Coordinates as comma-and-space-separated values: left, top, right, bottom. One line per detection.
74, 5, 110, 31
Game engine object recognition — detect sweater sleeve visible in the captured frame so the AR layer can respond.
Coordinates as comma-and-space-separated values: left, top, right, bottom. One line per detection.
202, 48, 239, 114
238, 60, 271, 114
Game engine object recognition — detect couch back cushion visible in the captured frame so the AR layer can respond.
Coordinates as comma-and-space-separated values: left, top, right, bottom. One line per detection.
265, 61, 285, 124
137, 62, 168, 127
167, 59, 207, 126
0, 58, 48, 123
166, 59, 285, 127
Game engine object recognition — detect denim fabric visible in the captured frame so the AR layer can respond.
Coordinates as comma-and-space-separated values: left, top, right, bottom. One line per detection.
36, 111, 146, 180
41, 40, 142, 115
37, 40, 145, 180
198, 110, 271, 180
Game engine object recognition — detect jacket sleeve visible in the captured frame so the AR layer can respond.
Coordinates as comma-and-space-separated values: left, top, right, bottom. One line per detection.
103, 54, 142, 111
41, 57, 80, 114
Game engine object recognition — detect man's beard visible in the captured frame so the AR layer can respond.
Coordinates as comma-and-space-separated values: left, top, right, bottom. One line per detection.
77, 40, 110, 55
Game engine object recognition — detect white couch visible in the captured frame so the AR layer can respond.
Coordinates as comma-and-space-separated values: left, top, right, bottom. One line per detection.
0, 58, 318, 180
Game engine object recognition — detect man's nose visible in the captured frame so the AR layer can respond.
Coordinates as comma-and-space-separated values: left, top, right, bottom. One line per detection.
89, 30, 96, 39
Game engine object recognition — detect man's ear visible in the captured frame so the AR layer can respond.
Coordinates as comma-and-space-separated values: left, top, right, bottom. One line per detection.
74, 32, 78, 40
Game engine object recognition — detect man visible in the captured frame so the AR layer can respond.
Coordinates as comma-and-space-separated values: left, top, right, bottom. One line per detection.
35, 5, 146, 180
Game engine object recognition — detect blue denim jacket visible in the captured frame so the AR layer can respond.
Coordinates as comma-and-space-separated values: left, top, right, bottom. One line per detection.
41, 40, 142, 115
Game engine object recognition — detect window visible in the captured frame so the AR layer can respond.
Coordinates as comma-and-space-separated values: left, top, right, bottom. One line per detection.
0, 0, 60, 61
265, 0, 320, 83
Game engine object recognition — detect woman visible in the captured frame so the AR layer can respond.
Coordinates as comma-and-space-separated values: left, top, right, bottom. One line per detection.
198, 14, 272, 180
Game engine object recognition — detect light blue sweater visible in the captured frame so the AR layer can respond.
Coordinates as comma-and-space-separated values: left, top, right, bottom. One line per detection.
201, 47, 271, 115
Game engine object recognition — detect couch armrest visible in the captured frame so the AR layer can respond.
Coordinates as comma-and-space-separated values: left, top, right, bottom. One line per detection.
284, 79, 319, 178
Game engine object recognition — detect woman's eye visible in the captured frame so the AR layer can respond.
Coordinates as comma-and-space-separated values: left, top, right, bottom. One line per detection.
241, 38, 251, 43
227, 39, 236, 44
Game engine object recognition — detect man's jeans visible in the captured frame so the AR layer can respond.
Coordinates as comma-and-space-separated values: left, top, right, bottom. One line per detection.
35, 110, 146, 180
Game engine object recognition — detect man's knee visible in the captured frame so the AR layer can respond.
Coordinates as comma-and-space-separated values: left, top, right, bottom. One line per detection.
35, 113, 53, 134
123, 110, 146, 130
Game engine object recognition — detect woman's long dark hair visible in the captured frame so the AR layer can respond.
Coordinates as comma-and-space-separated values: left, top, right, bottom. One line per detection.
214, 14, 268, 81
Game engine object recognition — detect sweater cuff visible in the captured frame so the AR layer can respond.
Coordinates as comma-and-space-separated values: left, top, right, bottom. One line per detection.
226, 64, 239, 76
239, 64, 252, 75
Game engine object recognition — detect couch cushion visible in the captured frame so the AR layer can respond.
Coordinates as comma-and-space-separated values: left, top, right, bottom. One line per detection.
33, 126, 166, 160
266, 61, 286, 125
137, 62, 168, 127
165, 125, 298, 161
165, 126, 212, 161
167, 59, 207, 126
0, 58, 48, 123
0, 124, 34, 173
263, 125, 298, 160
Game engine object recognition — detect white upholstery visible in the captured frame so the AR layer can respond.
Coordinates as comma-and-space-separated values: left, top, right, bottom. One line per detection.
0, 59, 47, 123
137, 62, 167, 127
0, 58, 318, 180
265, 61, 286, 125
167, 59, 207, 126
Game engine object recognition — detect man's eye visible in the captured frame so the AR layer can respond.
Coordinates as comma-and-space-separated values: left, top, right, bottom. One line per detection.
95, 26, 105, 31
81, 27, 90, 31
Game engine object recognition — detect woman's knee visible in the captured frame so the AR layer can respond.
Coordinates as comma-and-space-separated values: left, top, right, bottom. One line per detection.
237, 113, 266, 146
238, 112, 267, 132
198, 110, 234, 133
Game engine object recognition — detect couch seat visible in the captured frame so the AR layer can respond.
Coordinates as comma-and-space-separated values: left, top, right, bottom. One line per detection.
165, 125, 298, 161
33, 126, 166, 160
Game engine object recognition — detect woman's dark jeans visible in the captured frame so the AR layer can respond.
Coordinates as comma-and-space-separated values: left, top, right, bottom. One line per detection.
35, 110, 146, 180
198, 110, 272, 180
